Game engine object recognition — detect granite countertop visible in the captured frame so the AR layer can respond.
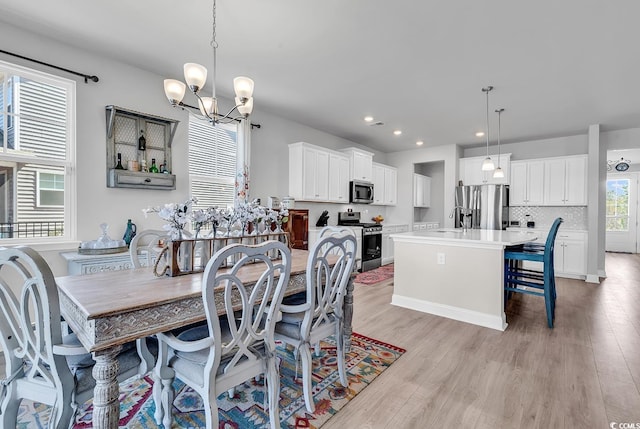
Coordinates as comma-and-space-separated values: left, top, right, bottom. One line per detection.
507, 226, 587, 233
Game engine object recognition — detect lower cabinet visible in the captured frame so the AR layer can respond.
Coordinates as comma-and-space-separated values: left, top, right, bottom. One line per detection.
510, 228, 587, 278
382, 224, 408, 265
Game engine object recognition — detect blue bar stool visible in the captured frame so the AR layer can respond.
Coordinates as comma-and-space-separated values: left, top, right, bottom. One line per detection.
504, 217, 563, 328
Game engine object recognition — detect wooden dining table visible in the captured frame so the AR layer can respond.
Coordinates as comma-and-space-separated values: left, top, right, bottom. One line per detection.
57, 248, 354, 429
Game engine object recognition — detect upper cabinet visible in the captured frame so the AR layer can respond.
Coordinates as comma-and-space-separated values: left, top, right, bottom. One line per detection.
290, 142, 329, 201
413, 173, 431, 207
510, 160, 544, 206
328, 152, 350, 203
340, 148, 374, 182
544, 155, 587, 205
459, 153, 511, 186
509, 155, 587, 206
105, 106, 179, 190
289, 143, 396, 205
372, 162, 397, 206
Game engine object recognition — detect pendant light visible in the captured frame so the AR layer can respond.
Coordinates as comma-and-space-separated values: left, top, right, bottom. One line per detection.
493, 108, 505, 178
481, 86, 495, 171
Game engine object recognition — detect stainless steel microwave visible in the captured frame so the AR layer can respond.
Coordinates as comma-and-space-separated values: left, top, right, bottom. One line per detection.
349, 180, 374, 204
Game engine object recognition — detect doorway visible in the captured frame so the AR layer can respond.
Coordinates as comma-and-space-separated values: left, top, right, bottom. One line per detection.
606, 173, 639, 253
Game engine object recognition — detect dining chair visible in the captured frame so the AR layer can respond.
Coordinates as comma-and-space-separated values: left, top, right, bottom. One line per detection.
152, 240, 292, 429
0, 246, 147, 428
274, 226, 357, 413
129, 228, 169, 269
504, 217, 563, 328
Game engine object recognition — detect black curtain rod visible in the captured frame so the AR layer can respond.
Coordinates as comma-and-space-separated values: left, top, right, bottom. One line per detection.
0, 49, 99, 83
179, 102, 261, 129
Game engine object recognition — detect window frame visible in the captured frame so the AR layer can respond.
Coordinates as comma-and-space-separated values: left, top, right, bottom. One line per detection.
36, 170, 65, 208
0, 60, 76, 245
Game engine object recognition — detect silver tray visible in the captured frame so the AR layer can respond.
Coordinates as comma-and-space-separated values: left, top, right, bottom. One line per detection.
77, 246, 129, 255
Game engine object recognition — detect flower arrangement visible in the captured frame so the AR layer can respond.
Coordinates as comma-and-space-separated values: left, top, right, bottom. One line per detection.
143, 198, 289, 240
143, 197, 196, 239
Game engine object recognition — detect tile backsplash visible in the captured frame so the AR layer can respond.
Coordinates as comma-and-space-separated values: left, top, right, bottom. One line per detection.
509, 206, 587, 230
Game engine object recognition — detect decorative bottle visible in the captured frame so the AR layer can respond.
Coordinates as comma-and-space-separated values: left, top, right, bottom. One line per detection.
123, 219, 137, 246
138, 130, 146, 151
115, 152, 124, 169
149, 158, 159, 173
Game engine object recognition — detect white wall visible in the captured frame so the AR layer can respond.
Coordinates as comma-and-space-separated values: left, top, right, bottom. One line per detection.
385, 144, 460, 228
463, 134, 589, 160
1, 22, 388, 275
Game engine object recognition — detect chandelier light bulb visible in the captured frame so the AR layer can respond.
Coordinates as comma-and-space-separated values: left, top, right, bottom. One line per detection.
493, 167, 504, 178
184, 63, 207, 93
163, 79, 186, 105
236, 97, 254, 116
234, 76, 254, 102
198, 96, 218, 117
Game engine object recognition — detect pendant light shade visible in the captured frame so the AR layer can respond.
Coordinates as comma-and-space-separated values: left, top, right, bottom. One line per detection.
481, 86, 494, 172
493, 108, 505, 179
482, 157, 496, 171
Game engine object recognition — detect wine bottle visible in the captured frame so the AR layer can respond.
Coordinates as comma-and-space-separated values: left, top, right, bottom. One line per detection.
138, 130, 146, 151
149, 158, 159, 173
115, 153, 124, 170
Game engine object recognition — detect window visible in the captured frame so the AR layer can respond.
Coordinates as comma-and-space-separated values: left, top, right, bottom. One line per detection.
606, 178, 630, 231
188, 116, 237, 210
37, 171, 65, 207
0, 61, 75, 241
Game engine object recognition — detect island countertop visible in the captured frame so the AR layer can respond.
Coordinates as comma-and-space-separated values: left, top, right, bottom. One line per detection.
390, 228, 538, 249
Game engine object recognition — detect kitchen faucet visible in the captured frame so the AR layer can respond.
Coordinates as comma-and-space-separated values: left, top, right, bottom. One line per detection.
449, 206, 472, 232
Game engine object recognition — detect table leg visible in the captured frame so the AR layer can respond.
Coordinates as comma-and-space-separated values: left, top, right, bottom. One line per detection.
343, 274, 355, 352
91, 345, 122, 429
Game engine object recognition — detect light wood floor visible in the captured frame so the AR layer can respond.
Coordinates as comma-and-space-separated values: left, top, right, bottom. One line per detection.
3, 253, 638, 428
325, 252, 640, 429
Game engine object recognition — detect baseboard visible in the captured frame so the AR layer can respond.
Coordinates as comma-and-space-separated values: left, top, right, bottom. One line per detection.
598, 269, 607, 278
391, 294, 507, 331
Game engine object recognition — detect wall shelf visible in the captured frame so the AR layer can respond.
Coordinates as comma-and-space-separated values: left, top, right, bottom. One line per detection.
105, 105, 179, 190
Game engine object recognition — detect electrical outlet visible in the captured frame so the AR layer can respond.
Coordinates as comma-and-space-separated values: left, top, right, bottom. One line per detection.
437, 253, 446, 265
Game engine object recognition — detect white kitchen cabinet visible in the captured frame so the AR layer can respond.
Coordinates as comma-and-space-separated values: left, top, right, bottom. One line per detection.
289, 142, 338, 202
413, 173, 431, 207
382, 224, 408, 265
372, 163, 385, 204
459, 154, 511, 185
384, 167, 397, 205
543, 155, 587, 205
372, 162, 398, 206
555, 231, 587, 276
328, 153, 350, 203
341, 147, 374, 182
507, 227, 586, 278
509, 160, 544, 206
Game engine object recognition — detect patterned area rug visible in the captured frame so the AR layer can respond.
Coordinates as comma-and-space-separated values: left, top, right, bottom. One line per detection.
18, 333, 405, 428
354, 264, 394, 285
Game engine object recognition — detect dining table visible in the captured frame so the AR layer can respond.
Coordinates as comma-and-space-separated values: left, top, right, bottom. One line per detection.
57, 248, 355, 429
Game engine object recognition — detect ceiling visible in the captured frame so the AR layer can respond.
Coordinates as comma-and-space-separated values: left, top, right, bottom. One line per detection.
1, 0, 640, 153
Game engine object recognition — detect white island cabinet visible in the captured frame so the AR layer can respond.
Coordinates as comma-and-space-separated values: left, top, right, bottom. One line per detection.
390, 229, 537, 331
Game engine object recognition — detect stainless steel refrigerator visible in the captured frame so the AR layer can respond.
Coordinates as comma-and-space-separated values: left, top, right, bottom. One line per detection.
453, 184, 509, 230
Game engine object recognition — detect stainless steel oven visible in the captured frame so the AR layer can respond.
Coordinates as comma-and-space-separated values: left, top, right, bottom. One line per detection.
337, 211, 382, 272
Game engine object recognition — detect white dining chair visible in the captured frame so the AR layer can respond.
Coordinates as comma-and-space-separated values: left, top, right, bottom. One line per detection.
0, 246, 145, 428
152, 240, 292, 429
129, 229, 169, 269
274, 226, 357, 413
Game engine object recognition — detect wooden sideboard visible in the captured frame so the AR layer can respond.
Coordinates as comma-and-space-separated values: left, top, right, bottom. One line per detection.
283, 209, 309, 250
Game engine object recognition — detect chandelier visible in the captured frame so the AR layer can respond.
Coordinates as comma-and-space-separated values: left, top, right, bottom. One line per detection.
163, 0, 254, 123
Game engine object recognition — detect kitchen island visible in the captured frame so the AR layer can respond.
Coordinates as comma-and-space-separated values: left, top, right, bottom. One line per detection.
389, 228, 538, 331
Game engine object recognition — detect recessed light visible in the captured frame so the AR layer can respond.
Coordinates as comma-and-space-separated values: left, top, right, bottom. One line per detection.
416, 141, 424, 146
475, 131, 485, 137
393, 130, 402, 136
364, 116, 374, 122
